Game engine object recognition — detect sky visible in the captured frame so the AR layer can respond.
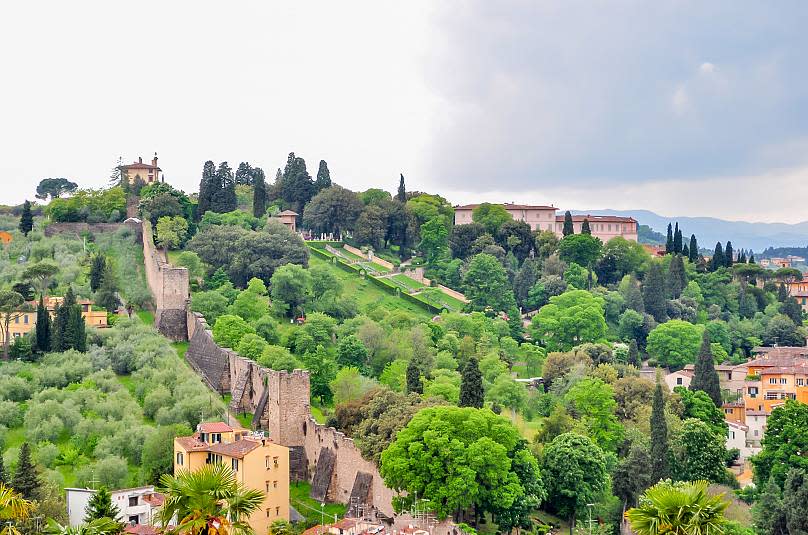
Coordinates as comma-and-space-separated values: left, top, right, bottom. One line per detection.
1, 1, 807, 223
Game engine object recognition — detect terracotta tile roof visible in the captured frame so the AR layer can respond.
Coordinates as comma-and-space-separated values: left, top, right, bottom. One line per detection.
302, 525, 327, 535
124, 526, 160, 535
454, 203, 557, 211
207, 438, 261, 459
175, 436, 208, 451
278, 210, 299, 216
333, 519, 358, 530
121, 162, 160, 170
555, 214, 637, 223
142, 493, 165, 507
198, 422, 233, 433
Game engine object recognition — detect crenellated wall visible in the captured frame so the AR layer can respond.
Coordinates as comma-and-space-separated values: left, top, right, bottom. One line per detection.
142, 221, 189, 340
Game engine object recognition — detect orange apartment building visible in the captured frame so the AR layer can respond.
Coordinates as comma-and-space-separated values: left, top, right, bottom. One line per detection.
453, 203, 638, 243
0, 296, 108, 344
174, 422, 290, 534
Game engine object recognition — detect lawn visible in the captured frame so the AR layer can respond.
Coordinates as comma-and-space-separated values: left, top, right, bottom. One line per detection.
391, 274, 425, 292
358, 262, 391, 275
419, 290, 467, 312
308, 255, 432, 320
338, 247, 364, 262
137, 310, 154, 326
290, 481, 347, 526
509, 412, 542, 441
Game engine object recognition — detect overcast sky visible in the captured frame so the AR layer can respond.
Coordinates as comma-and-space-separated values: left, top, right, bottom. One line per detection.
2, 1, 807, 223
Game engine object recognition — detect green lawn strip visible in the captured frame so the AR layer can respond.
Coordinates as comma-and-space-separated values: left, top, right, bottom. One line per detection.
166, 250, 182, 265
137, 310, 155, 326
290, 481, 347, 524
338, 247, 364, 261
310, 405, 327, 424
391, 274, 425, 292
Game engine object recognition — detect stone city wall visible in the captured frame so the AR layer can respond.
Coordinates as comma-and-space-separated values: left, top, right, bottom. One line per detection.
142, 221, 189, 340
44, 221, 142, 239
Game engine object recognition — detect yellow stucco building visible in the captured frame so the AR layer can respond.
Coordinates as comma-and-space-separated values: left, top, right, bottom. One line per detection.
174, 422, 290, 534
120, 154, 162, 185
0, 297, 108, 344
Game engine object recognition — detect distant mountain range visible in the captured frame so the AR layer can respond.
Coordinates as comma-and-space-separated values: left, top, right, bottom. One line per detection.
570, 209, 808, 252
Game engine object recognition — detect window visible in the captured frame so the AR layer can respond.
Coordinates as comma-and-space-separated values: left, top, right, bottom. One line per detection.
206, 453, 222, 465
769, 378, 777, 384
274, 481, 278, 489
129, 515, 139, 525
14, 316, 18, 324
23, 315, 28, 324
129, 497, 138, 507
276, 507, 280, 516
798, 378, 805, 386
724, 408, 732, 414
754, 430, 759, 436
730, 431, 735, 439
267, 509, 271, 518
266, 481, 270, 493
273, 457, 279, 468
676, 377, 683, 385
231, 458, 239, 471
780, 378, 788, 384
176, 452, 184, 466
265, 456, 270, 469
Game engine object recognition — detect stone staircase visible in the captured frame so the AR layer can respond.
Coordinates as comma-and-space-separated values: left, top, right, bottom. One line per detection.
229, 368, 252, 414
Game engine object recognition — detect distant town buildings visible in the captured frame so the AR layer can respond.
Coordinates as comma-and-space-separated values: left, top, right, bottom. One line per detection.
786, 275, 808, 313
759, 255, 806, 269
120, 154, 162, 185
66, 486, 164, 530
0, 296, 108, 344
452, 203, 639, 242
174, 422, 290, 535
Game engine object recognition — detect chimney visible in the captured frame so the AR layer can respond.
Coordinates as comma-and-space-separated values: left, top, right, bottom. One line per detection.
138, 156, 142, 164
152, 152, 158, 167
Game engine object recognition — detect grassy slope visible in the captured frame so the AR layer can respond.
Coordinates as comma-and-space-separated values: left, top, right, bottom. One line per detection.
290, 481, 347, 524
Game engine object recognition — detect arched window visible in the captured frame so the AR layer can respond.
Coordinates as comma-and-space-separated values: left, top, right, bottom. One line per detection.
176, 452, 184, 466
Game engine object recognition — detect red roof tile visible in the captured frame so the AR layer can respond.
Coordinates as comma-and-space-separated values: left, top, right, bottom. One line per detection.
198, 422, 233, 433
454, 203, 556, 210
207, 438, 261, 459
554, 214, 637, 223
124, 526, 160, 535
175, 436, 208, 451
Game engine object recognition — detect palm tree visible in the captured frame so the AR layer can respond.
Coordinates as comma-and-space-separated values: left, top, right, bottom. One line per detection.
44, 517, 123, 535
0, 484, 34, 535
626, 480, 729, 535
157, 463, 265, 535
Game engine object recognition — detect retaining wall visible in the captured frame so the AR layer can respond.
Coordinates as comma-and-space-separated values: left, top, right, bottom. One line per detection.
44, 221, 141, 239
142, 221, 189, 340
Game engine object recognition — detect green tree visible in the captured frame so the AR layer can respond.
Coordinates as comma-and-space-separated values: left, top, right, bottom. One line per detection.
0, 291, 27, 359
626, 480, 728, 535
279, 152, 315, 213
418, 217, 450, 265
157, 463, 264, 535
302, 186, 363, 240
353, 204, 387, 250
12, 443, 40, 501
671, 419, 728, 483
270, 264, 312, 317
711, 242, 725, 271
558, 234, 603, 267
562, 211, 574, 236
336, 335, 369, 369
302, 345, 337, 404
463, 253, 517, 313
650, 380, 669, 482
18, 200, 33, 236
396, 173, 407, 202
674, 387, 727, 437
235, 162, 253, 186
34, 296, 51, 354
190, 291, 229, 325
90, 255, 106, 292
228, 280, 270, 323
405, 359, 423, 395
564, 378, 623, 451
155, 216, 189, 250
212, 161, 237, 213
95, 264, 120, 313
529, 290, 607, 351
251, 168, 268, 218
83, 487, 122, 525
666, 255, 686, 298
542, 433, 608, 534
472, 203, 513, 235
690, 332, 722, 406
580, 218, 591, 235
665, 223, 674, 254
449, 223, 486, 260
642, 262, 667, 323
197, 160, 218, 218
612, 443, 653, 510
752, 400, 808, 487
673, 223, 682, 254
35, 178, 78, 201
212, 315, 255, 349
646, 320, 703, 369
487, 375, 527, 415
459, 356, 484, 408
628, 339, 641, 367
689, 234, 699, 263
753, 477, 787, 535
380, 406, 544, 521
315, 160, 332, 192
21, 262, 59, 298
724, 241, 734, 267
782, 468, 808, 534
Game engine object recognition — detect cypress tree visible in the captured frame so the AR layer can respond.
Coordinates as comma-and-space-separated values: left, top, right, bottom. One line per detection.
665, 223, 674, 254
459, 356, 484, 408
315, 160, 332, 192
581, 218, 591, 235
213, 161, 237, 213
682, 243, 690, 260
749, 253, 755, 264
778, 283, 789, 302
95, 264, 120, 313
781, 297, 804, 326
711, 242, 725, 271
673, 223, 682, 254
405, 359, 423, 394
52, 287, 76, 352
562, 211, 574, 236
67, 303, 87, 352
739, 250, 747, 264
725, 241, 734, 267
628, 339, 641, 368
34, 296, 51, 353
84, 487, 121, 523
689, 234, 699, 263
624, 276, 645, 314
643, 262, 667, 322
235, 162, 253, 185
12, 442, 40, 500
18, 200, 33, 236
197, 160, 217, 218
396, 173, 407, 202
690, 332, 722, 406
89, 254, 106, 292
252, 168, 268, 218
650, 379, 669, 483
666, 254, 686, 299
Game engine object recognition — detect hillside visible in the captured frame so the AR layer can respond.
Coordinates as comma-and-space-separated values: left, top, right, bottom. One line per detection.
571, 209, 808, 251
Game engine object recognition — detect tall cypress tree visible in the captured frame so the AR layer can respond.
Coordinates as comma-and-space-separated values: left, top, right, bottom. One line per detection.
682, 243, 690, 260
405, 359, 423, 395
711, 242, 725, 271
689, 234, 699, 263
396, 174, 407, 202
252, 168, 268, 218
562, 211, 574, 236
673, 223, 682, 254
67, 303, 87, 352
51, 287, 76, 352
459, 356, 484, 408
90, 254, 106, 292
749, 253, 755, 264
628, 339, 641, 367
665, 223, 674, 254
643, 262, 667, 322
666, 254, 686, 299
18, 200, 33, 236
315, 160, 332, 192
12, 442, 40, 501
34, 296, 50, 353
235, 162, 253, 185
690, 332, 722, 406
581, 218, 592, 235
778, 283, 789, 302
650, 379, 669, 483
725, 241, 734, 267
213, 161, 237, 213
84, 487, 121, 523
197, 160, 217, 218
739, 250, 747, 264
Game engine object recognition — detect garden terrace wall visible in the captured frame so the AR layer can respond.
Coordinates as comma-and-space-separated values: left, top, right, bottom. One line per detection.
44, 221, 141, 239
141, 220, 189, 340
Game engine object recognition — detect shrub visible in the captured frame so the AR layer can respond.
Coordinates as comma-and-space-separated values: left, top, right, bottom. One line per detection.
35, 442, 61, 468
0, 400, 23, 428
76, 455, 129, 489
236, 334, 269, 361
212, 315, 256, 349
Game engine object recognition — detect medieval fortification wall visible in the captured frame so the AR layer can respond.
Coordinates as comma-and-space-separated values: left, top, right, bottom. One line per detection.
142, 221, 189, 341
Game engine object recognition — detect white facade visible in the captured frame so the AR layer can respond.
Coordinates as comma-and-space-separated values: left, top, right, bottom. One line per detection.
66, 486, 161, 528
664, 370, 692, 391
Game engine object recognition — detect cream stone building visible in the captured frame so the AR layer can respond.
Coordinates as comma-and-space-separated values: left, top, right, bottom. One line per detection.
120, 154, 162, 185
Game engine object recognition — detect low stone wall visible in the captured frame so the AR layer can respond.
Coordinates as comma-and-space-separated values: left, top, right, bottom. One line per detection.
142, 221, 189, 340
437, 284, 469, 304
44, 221, 141, 239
